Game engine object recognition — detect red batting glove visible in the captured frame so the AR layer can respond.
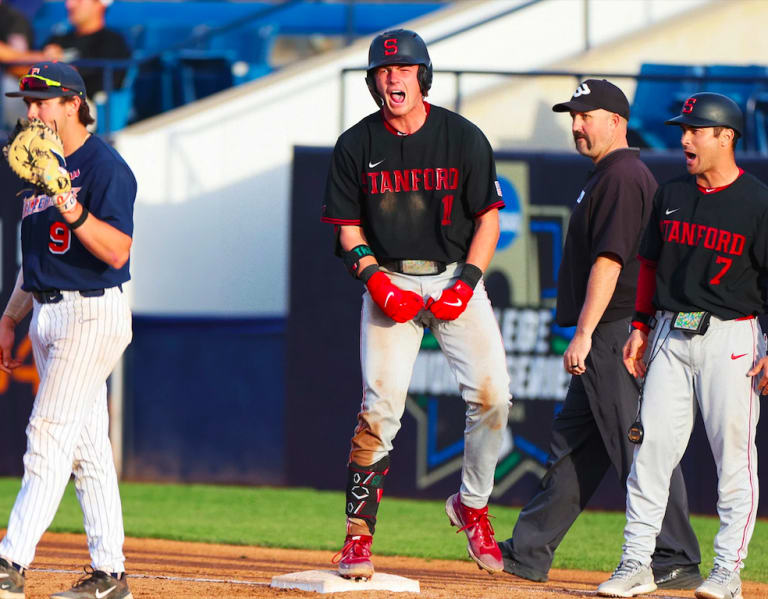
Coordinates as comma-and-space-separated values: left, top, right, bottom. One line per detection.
426, 280, 473, 321
366, 271, 425, 323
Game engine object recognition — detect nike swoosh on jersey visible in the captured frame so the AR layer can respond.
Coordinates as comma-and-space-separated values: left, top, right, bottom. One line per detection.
576, 190, 585, 204
368, 159, 385, 168
384, 291, 395, 308
665, 208, 680, 215
95, 586, 117, 598
444, 299, 462, 307
731, 353, 748, 360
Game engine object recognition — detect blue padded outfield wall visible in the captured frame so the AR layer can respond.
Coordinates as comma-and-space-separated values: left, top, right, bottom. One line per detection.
0, 159, 34, 477
122, 317, 285, 484
287, 146, 768, 516
0, 154, 286, 486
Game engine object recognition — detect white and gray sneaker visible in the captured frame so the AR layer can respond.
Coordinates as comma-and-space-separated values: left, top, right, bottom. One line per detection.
597, 559, 657, 597
695, 565, 743, 599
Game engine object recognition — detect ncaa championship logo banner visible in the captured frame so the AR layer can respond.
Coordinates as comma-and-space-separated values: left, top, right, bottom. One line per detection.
405, 159, 574, 498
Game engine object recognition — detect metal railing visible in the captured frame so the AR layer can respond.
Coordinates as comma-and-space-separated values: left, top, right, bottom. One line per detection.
1, 58, 138, 139
340, 67, 768, 152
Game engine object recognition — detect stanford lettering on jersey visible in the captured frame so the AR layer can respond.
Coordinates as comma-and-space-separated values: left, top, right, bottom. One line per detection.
365, 168, 459, 194
661, 219, 745, 256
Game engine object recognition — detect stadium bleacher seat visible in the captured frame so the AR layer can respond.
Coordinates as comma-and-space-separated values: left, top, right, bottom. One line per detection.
705, 65, 768, 153
628, 63, 706, 149
629, 63, 768, 154
32, 1, 447, 131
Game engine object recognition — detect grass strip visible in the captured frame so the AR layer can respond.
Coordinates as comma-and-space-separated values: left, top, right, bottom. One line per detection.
0, 478, 765, 582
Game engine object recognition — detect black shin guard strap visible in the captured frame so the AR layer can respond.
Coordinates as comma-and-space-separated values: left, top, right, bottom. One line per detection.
345, 456, 390, 534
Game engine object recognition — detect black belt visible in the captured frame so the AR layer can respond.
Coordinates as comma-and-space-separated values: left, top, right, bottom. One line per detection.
381, 259, 447, 276
32, 284, 122, 304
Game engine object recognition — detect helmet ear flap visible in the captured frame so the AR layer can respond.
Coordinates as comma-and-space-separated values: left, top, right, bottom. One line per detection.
365, 71, 384, 107
418, 64, 432, 97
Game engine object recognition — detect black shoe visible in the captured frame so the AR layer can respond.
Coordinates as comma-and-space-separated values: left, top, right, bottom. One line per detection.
0, 557, 25, 598
653, 564, 703, 589
50, 567, 133, 599
498, 540, 548, 583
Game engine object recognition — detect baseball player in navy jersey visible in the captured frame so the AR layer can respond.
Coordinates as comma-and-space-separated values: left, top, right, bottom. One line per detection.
598, 93, 768, 599
0, 62, 134, 599
322, 29, 510, 580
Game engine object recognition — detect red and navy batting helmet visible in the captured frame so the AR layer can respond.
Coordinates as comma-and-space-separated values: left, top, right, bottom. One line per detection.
365, 29, 433, 103
665, 92, 743, 137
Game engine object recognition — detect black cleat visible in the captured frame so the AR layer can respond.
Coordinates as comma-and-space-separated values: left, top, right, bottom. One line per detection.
653, 564, 704, 589
0, 557, 24, 598
50, 567, 133, 599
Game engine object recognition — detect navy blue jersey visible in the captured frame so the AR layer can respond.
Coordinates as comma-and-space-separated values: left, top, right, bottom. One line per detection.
322, 104, 504, 263
20, 134, 136, 291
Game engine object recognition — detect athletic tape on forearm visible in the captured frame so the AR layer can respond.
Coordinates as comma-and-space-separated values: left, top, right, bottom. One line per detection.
3, 270, 32, 324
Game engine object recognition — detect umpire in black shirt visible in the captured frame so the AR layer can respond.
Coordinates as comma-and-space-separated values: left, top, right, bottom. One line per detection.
498, 79, 702, 589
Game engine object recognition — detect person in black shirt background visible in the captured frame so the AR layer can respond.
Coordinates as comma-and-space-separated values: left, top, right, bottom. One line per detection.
0, 0, 56, 129
44, 0, 131, 98
498, 79, 702, 591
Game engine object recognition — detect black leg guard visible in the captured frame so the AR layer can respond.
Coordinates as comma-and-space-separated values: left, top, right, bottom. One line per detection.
345, 456, 390, 534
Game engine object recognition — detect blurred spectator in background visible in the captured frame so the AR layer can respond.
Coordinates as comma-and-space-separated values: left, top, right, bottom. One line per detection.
44, 0, 131, 99
0, 0, 56, 130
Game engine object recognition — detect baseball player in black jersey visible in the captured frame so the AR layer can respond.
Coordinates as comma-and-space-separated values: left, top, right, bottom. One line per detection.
498, 80, 701, 591
598, 93, 768, 599
322, 29, 510, 580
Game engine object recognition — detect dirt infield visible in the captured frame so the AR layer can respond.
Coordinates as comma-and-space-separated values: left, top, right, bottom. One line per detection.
16, 531, 768, 598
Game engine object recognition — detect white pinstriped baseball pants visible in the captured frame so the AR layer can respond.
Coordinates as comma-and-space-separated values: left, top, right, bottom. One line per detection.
0, 287, 132, 572
622, 313, 762, 571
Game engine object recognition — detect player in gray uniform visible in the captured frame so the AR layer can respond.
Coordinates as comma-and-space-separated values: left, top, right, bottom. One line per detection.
322, 29, 510, 580
598, 93, 768, 599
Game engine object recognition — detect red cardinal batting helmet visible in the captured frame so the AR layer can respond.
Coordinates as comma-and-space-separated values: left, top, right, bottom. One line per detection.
665, 92, 743, 138
365, 29, 432, 105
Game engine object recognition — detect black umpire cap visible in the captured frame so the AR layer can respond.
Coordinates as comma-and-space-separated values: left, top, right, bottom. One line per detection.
552, 79, 630, 120
665, 92, 743, 137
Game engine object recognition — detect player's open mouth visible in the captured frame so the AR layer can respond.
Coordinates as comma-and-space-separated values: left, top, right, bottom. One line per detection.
685, 151, 697, 166
390, 91, 406, 104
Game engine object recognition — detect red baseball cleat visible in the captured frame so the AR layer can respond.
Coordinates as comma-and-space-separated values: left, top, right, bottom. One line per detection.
445, 493, 503, 573
332, 534, 374, 580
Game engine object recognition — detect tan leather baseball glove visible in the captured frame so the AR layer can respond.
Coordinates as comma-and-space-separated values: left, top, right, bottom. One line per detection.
3, 119, 76, 212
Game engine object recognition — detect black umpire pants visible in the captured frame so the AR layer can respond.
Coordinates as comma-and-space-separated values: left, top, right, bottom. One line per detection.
502, 317, 700, 578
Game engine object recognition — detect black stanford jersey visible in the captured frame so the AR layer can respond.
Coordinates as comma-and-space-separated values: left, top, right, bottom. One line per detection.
640, 171, 768, 319
321, 104, 504, 263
